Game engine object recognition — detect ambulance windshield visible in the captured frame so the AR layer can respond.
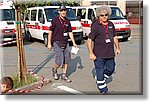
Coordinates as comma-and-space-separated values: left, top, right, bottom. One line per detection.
0, 9, 15, 21
45, 8, 78, 22
109, 7, 125, 20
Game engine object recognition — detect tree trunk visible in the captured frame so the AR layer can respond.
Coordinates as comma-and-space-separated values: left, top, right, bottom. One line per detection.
16, 5, 27, 82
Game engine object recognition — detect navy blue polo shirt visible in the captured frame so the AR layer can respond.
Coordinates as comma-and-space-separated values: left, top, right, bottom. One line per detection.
88, 20, 117, 58
49, 16, 72, 42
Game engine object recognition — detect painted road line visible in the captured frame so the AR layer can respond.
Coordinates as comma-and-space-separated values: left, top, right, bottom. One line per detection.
52, 83, 86, 95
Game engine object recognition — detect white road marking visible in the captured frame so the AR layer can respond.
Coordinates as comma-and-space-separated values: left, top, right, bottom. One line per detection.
52, 83, 86, 95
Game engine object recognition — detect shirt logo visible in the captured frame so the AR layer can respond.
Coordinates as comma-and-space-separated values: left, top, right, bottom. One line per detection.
65, 24, 69, 26
108, 26, 112, 29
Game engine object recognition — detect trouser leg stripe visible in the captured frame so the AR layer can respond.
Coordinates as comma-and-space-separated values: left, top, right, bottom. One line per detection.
98, 83, 107, 89
97, 80, 105, 84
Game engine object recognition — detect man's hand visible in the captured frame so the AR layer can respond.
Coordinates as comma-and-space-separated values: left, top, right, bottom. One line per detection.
89, 53, 96, 61
47, 44, 52, 50
116, 49, 121, 55
114, 36, 121, 56
73, 43, 78, 48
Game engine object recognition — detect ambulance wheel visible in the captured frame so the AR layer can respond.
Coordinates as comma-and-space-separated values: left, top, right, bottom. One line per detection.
76, 40, 82, 45
123, 38, 129, 41
43, 34, 48, 47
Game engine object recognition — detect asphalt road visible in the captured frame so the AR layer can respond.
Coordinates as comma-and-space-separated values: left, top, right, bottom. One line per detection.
1, 24, 142, 95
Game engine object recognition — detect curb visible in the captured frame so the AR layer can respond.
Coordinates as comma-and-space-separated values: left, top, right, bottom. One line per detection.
7, 79, 51, 95
5, 72, 52, 95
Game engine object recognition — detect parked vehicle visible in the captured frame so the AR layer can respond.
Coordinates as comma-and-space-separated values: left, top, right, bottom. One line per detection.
0, 0, 25, 45
25, 6, 83, 46
72, 5, 131, 41
0, 1, 16, 43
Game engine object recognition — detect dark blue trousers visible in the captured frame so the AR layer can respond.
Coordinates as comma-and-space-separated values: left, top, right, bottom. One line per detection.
94, 58, 115, 93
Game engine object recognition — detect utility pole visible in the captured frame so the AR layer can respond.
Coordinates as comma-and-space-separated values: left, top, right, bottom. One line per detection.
15, 4, 27, 82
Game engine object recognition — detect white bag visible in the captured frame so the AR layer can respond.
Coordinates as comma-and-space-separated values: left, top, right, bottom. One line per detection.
71, 46, 79, 54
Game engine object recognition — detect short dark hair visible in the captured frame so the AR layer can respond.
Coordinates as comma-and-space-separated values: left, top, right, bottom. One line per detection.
1, 77, 13, 90
58, 4, 67, 11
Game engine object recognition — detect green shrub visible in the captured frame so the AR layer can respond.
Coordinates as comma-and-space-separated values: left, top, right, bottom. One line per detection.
12, 74, 38, 89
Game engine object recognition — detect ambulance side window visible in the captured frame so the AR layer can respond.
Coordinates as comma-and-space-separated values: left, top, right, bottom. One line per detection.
25, 10, 30, 20
31, 10, 37, 21
73, 9, 76, 15
88, 9, 95, 20
77, 9, 86, 19
38, 9, 45, 24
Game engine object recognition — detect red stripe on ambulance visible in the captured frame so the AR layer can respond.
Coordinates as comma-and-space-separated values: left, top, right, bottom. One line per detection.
42, 26, 49, 30
26, 24, 77, 31
81, 23, 91, 28
115, 28, 131, 31
113, 22, 128, 25
72, 27, 76, 30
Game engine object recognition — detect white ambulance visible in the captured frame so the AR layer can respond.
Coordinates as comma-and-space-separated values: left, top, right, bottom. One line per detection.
0, 1, 17, 44
25, 6, 83, 46
72, 5, 131, 41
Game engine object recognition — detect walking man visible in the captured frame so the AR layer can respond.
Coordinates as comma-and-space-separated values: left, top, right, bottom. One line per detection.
47, 5, 77, 82
87, 5, 120, 93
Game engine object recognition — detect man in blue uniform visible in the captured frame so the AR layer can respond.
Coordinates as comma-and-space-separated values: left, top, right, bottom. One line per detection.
87, 5, 120, 93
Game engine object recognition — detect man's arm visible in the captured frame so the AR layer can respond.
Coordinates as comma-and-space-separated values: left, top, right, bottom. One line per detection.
47, 30, 52, 50
114, 36, 121, 55
68, 32, 77, 47
87, 38, 96, 61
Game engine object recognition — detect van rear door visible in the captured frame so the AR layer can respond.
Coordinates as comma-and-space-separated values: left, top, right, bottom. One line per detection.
76, 8, 88, 37
29, 9, 38, 38
86, 8, 96, 36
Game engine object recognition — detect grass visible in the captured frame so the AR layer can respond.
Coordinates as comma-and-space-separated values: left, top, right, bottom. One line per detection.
12, 74, 38, 89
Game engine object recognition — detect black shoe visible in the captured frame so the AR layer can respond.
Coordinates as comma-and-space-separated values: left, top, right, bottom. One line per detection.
52, 68, 59, 80
61, 73, 72, 83
100, 87, 108, 94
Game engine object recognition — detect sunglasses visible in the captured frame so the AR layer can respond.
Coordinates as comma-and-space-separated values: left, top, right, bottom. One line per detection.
60, 9, 67, 11
100, 14, 108, 17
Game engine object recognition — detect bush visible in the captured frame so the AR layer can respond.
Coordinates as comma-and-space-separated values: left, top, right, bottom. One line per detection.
12, 74, 38, 89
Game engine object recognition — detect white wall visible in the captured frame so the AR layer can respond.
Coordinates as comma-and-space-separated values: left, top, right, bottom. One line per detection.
81, 0, 91, 6
116, 0, 126, 15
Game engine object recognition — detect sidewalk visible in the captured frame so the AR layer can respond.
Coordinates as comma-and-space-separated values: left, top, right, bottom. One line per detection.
130, 24, 142, 29
130, 24, 143, 36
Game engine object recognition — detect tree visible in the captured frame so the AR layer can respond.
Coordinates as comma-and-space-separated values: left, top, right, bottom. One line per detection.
14, 4, 27, 82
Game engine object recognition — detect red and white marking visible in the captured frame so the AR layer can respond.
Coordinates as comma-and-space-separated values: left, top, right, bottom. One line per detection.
0, 40, 17, 46
8, 71, 45, 94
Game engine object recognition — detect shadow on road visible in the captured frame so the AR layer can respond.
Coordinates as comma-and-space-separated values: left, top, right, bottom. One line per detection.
67, 56, 84, 76
31, 53, 54, 74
